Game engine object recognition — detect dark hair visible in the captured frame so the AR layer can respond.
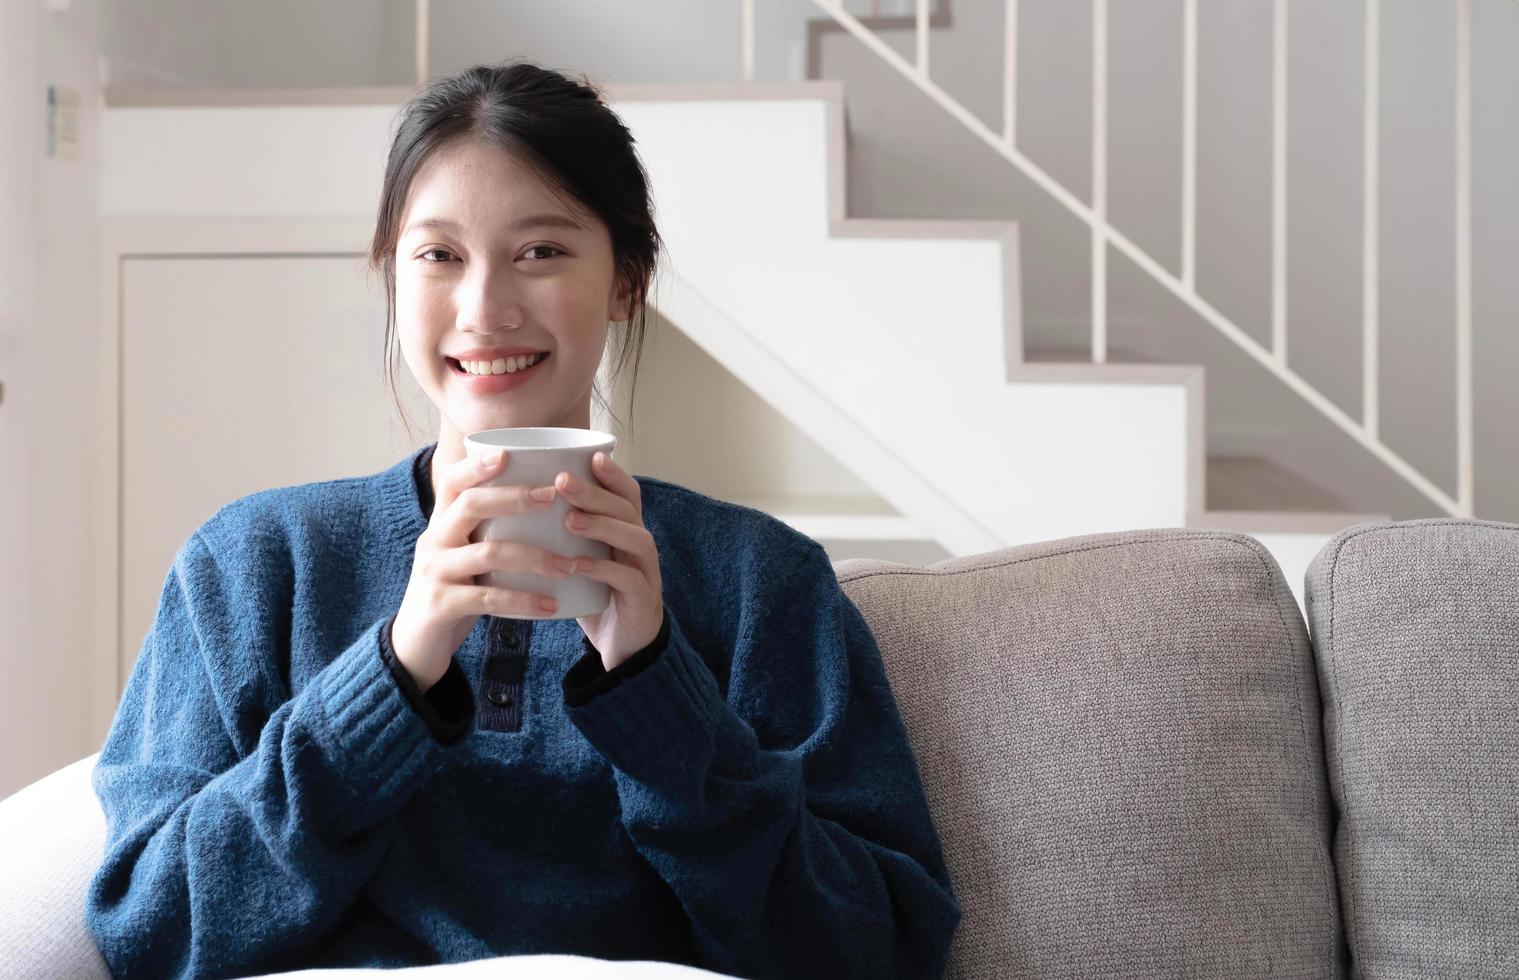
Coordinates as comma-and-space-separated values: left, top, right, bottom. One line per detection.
368, 59, 663, 446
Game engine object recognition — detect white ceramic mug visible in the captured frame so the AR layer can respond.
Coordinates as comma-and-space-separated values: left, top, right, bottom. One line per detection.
462, 427, 618, 620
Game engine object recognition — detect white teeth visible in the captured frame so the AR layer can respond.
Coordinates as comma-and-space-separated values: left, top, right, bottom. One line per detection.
457, 353, 545, 375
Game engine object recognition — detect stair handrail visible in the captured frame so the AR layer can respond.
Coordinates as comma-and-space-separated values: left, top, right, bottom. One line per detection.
754, 0, 1481, 519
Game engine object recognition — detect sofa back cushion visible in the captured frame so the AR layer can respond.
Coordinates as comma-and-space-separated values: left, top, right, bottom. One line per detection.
836, 528, 1345, 978
1304, 518, 1519, 978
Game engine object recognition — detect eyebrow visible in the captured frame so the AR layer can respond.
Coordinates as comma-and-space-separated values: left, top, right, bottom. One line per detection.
403, 214, 587, 237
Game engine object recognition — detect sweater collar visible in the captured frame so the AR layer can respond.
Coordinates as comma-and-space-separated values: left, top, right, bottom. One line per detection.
413, 441, 438, 521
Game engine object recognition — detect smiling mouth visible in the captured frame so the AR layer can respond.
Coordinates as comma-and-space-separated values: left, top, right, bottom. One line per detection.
446, 353, 550, 376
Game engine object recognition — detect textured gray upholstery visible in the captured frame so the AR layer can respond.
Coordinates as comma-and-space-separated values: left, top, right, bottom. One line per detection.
836, 528, 1346, 979
1304, 518, 1519, 979
9, 520, 1515, 979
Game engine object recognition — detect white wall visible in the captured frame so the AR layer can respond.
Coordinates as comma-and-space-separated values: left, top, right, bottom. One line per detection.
96, 0, 817, 88
100, 0, 413, 87
98, 92, 1193, 549
94, 0, 1518, 523
0, 0, 105, 799
0, 4, 1475, 812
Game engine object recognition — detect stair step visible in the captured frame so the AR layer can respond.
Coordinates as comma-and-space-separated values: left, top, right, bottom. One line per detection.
731, 464, 1387, 540
1023, 349, 1392, 531
1197, 455, 1390, 532
729, 494, 933, 542
1188, 509, 1388, 534
1207, 454, 1349, 512
1023, 345, 1146, 364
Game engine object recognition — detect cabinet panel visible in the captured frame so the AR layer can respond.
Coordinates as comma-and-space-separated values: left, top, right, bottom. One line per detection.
120, 255, 434, 689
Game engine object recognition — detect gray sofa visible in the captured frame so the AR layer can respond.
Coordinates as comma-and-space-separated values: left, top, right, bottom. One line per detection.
2, 518, 1514, 979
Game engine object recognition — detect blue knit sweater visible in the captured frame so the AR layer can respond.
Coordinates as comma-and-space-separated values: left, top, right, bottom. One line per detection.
86, 443, 961, 979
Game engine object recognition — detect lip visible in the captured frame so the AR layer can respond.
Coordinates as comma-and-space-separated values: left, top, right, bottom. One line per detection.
447, 352, 549, 392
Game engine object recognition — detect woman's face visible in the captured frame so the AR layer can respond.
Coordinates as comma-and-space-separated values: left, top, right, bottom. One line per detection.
394, 137, 633, 449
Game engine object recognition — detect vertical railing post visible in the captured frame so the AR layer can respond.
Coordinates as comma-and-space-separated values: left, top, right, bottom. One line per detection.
414, 0, 429, 86
1456, 0, 1474, 515
917, 0, 930, 76
1363, 0, 1380, 439
1092, 0, 1108, 363
1182, 0, 1197, 290
742, 0, 755, 82
1271, 0, 1288, 364
1003, 0, 1019, 147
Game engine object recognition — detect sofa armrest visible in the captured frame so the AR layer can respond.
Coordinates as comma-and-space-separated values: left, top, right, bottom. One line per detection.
0, 751, 112, 980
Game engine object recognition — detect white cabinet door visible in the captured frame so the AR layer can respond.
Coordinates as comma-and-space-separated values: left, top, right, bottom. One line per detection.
119, 254, 435, 690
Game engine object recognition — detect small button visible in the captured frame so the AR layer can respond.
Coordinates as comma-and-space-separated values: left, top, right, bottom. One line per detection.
487, 689, 513, 707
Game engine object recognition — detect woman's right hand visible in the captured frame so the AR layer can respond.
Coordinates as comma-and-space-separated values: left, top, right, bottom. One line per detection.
390, 449, 577, 692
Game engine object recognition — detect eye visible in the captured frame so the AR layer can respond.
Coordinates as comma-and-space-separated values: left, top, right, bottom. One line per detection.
419, 248, 455, 263
522, 244, 564, 260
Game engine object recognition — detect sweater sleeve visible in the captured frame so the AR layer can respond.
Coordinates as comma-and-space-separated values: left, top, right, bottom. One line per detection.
379, 612, 475, 743
86, 529, 466, 979
561, 604, 671, 706
560, 540, 962, 979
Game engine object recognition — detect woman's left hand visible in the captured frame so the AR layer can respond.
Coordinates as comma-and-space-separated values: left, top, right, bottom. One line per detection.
555, 451, 664, 671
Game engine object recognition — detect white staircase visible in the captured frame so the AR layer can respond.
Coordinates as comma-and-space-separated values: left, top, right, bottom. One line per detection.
831, 0, 1519, 535
604, 82, 1383, 607
615, 84, 1189, 543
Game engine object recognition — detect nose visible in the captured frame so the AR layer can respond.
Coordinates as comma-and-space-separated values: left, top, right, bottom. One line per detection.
454, 262, 525, 334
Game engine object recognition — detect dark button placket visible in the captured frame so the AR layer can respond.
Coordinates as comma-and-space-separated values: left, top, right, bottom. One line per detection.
478, 616, 530, 733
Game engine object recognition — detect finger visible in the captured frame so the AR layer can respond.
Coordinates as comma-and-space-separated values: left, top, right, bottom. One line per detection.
555, 468, 637, 526
589, 451, 642, 520
451, 583, 561, 618
438, 538, 576, 583
439, 482, 555, 550
565, 511, 655, 568
436, 449, 510, 520
568, 553, 650, 597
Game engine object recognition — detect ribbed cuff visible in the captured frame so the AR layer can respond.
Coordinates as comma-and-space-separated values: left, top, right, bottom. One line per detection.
380, 613, 475, 744
312, 616, 458, 809
562, 609, 724, 784
562, 605, 671, 707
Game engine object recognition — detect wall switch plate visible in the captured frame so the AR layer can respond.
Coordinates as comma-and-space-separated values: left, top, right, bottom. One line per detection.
46, 85, 81, 160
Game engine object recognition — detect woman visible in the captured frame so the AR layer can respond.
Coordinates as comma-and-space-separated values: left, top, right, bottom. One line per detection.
86, 60, 961, 979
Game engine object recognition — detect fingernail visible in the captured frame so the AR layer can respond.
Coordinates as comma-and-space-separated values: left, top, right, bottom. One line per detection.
479, 451, 501, 469
560, 473, 579, 491
530, 486, 555, 502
